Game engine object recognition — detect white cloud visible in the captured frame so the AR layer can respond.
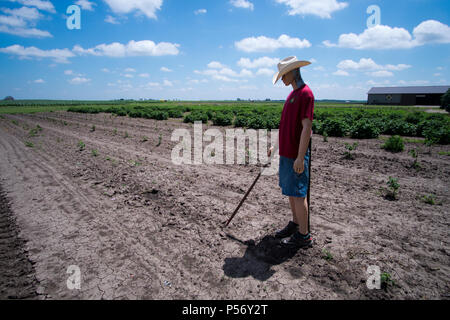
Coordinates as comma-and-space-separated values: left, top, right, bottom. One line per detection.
160, 66, 172, 72
75, 0, 96, 11
367, 80, 390, 86
103, 0, 163, 19
275, 0, 348, 19
163, 80, 173, 86
434, 73, 441, 77
8, 0, 56, 13
256, 68, 274, 76
194, 9, 206, 15
208, 61, 226, 69
124, 67, 136, 72
324, 20, 450, 50
235, 34, 311, 52
337, 58, 411, 72
230, 0, 254, 11
0, 5, 51, 38
0, 15, 26, 27
313, 66, 325, 71
368, 70, 394, 77
333, 70, 349, 76
101, 68, 110, 72
0, 25, 51, 37
105, 15, 119, 24
413, 20, 450, 45
73, 40, 180, 57
2, 6, 41, 20
123, 74, 134, 78
237, 56, 279, 69
64, 70, 73, 75
33, 78, 45, 83
0, 44, 74, 63
69, 77, 91, 84
139, 73, 150, 77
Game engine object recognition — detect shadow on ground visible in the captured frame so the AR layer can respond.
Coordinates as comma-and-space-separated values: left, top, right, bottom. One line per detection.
222, 234, 304, 281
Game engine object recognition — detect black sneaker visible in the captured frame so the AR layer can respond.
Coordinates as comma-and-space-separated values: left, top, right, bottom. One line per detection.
275, 221, 298, 239
280, 231, 313, 248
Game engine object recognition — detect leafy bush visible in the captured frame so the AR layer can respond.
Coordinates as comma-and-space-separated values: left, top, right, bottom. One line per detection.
350, 119, 381, 139
233, 115, 249, 128
212, 112, 233, 126
383, 119, 417, 136
247, 117, 267, 129
128, 109, 142, 118
322, 118, 348, 137
381, 135, 404, 152
441, 88, 450, 112
184, 111, 208, 124
150, 111, 169, 121
168, 109, 183, 118
422, 120, 450, 145
405, 112, 424, 125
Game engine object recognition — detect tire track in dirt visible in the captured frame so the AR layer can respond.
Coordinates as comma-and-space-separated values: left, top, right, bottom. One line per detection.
0, 184, 39, 299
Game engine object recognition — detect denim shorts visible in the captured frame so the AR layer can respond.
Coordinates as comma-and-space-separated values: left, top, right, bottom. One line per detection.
278, 149, 310, 198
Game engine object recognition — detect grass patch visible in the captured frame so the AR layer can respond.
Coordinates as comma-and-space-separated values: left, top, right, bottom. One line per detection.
91, 149, 98, 157
322, 248, 333, 261
24, 141, 34, 148
78, 140, 86, 151
438, 151, 450, 156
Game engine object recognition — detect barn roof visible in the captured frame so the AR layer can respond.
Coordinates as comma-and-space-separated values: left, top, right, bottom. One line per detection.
368, 86, 450, 95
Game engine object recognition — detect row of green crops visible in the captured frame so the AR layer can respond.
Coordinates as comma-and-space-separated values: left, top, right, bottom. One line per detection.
67, 104, 450, 145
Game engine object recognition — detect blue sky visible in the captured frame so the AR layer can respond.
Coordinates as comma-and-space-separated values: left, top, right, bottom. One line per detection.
0, 0, 449, 100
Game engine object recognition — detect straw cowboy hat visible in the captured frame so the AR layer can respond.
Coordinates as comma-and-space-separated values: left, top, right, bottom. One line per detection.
273, 56, 311, 85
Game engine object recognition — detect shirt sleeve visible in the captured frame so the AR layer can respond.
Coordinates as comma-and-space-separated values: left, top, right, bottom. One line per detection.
300, 93, 314, 122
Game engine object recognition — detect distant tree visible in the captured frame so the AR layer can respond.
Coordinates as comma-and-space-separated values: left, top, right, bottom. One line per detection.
4, 96, 14, 101
441, 88, 450, 112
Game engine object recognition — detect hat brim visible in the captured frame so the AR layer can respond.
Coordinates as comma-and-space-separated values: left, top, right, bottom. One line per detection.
272, 60, 311, 85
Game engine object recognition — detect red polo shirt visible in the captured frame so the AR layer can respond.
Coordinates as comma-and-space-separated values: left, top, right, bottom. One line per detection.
279, 84, 314, 159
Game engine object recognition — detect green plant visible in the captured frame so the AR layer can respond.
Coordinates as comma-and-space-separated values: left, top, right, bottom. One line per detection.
408, 149, 421, 169
381, 135, 404, 153
156, 134, 162, 146
441, 88, 450, 112
386, 176, 399, 200
438, 151, 450, 156
124, 131, 129, 138
141, 136, 148, 142
322, 118, 348, 137
11, 120, 18, 125
380, 272, 395, 290
91, 149, 98, 157
323, 131, 328, 142
113, 128, 117, 135
78, 140, 85, 151
422, 120, 450, 145
350, 119, 380, 139
422, 194, 436, 205
24, 141, 34, 148
322, 248, 333, 261
343, 142, 358, 159
90, 125, 96, 132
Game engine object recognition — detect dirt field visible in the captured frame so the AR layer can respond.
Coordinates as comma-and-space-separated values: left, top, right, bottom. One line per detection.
0, 111, 448, 300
